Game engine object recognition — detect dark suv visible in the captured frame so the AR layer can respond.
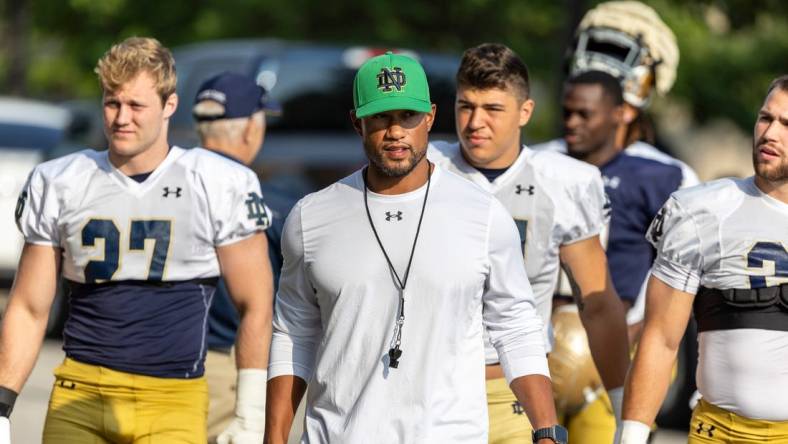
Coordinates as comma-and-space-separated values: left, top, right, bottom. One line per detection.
170, 39, 460, 196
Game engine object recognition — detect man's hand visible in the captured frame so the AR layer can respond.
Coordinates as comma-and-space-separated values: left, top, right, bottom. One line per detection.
217, 369, 267, 444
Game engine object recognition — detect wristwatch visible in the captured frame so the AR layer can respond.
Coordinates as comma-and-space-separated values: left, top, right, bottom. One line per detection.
532, 425, 568, 444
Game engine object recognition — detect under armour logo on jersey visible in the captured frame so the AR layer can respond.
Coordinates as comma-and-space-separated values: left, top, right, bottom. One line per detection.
162, 187, 182, 198
377, 67, 406, 92
511, 401, 524, 415
515, 184, 534, 195
245, 192, 270, 227
385, 211, 403, 221
695, 422, 715, 437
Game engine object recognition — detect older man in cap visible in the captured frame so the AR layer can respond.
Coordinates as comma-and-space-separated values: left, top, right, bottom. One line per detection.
193, 71, 295, 444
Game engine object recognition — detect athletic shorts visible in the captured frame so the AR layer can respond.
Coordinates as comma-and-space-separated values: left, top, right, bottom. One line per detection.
43, 357, 208, 443
487, 377, 532, 444
688, 398, 788, 443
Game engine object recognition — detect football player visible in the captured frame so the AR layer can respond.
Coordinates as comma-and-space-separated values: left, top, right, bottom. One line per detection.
622, 75, 788, 443
533, 3, 699, 441
0, 37, 273, 443
428, 43, 629, 444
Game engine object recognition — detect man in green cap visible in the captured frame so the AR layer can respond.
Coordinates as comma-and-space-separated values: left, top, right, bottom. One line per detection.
264, 52, 563, 444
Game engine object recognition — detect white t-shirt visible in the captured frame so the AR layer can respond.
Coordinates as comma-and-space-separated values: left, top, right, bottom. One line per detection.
648, 176, 788, 420
429, 142, 608, 358
16, 146, 267, 282
269, 166, 549, 443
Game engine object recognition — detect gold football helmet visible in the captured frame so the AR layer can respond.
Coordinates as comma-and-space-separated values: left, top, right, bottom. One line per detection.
569, 1, 679, 108
548, 304, 604, 415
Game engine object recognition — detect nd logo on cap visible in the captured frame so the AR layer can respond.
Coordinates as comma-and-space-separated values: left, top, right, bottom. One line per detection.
353, 51, 431, 118
377, 67, 406, 92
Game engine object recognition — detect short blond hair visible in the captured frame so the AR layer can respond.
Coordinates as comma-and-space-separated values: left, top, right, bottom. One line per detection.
95, 37, 176, 103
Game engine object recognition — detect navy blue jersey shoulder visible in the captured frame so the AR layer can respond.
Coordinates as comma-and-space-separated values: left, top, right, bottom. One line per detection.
207, 182, 297, 350
601, 153, 683, 301
63, 279, 217, 378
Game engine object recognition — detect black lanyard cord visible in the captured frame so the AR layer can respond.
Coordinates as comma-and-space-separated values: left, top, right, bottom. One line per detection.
362, 162, 432, 368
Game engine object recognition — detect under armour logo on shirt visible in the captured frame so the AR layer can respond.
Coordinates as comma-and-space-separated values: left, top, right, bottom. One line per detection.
385, 211, 403, 221
603, 175, 621, 189
515, 184, 534, 195
162, 187, 182, 198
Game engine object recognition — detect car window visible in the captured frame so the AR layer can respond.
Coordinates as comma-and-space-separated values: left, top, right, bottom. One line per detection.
257, 48, 459, 133
0, 123, 64, 150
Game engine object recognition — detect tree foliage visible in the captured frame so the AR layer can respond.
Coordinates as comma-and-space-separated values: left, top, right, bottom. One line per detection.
1, 0, 786, 134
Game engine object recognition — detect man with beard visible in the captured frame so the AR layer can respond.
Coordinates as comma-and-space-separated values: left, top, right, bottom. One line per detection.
621, 76, 788, 443
264, 52, 563, 444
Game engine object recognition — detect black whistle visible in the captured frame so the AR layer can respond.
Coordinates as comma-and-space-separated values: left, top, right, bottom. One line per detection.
388, 348, 402, 368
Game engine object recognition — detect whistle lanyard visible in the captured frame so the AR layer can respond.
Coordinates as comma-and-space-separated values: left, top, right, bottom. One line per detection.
362, 164, 432, 368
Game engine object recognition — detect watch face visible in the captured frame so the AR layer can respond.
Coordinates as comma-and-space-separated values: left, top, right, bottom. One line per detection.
554, 425, 568, 442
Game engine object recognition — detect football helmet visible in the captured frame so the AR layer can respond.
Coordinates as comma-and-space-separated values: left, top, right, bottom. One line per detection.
547, 304, 604, 415
569, 1, 679, 108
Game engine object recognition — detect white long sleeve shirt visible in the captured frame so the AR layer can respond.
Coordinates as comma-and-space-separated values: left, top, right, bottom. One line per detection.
269, 165, 549, 443
430, 142, 608, 358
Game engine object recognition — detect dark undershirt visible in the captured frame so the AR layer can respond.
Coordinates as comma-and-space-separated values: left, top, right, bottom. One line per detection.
475, 166, 510, 183
127, 147, 171, 183
129, 172, 153, 183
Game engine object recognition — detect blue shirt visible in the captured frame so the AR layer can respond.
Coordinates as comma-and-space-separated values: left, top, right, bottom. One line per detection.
601, 152, 683, 302
64, 279, 217, 378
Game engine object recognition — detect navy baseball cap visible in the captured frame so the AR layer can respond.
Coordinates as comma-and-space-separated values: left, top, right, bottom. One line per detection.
193, 71, 281, 121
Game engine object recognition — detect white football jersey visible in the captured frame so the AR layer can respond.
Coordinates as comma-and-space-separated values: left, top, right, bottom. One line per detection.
533, 138, 700, 324
16, 146, 269, 283
648, 176, 788, 420
269, 166, 548, 443
429, 142, 608, 359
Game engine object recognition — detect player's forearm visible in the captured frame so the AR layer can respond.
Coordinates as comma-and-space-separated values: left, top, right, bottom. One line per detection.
579, 291, 630, 390
510, 374, 557, 430
622, 324, 681, 425
264, 375, 306, 444
235, 304, 273, 369
0, 298, 48, 392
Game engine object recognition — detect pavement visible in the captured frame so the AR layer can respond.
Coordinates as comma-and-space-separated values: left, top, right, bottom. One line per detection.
2, 289, 687, 443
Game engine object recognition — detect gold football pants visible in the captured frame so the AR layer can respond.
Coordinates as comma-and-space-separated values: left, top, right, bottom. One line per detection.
487, 377, 533, 443
43, 358, 208, 443
688, 398, 788, 443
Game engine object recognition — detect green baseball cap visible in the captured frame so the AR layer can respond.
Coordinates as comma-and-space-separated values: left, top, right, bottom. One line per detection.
353, 51, 432, 118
